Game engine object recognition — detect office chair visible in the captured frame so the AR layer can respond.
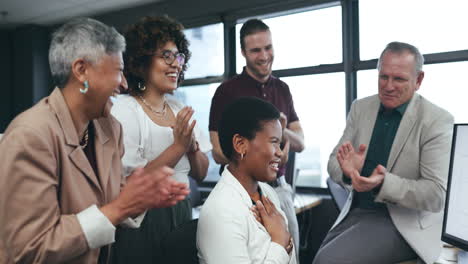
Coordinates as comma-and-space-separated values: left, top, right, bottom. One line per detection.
326, 177, 349, 211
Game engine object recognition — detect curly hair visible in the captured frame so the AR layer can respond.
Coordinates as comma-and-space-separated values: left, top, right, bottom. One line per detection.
123, 15, 191, 95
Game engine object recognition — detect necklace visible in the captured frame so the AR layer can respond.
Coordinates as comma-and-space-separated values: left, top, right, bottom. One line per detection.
80, 128, 89, 148
138, 95, 167, 116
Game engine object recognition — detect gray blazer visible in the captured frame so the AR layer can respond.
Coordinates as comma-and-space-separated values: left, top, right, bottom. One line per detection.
328, 93, 454, 264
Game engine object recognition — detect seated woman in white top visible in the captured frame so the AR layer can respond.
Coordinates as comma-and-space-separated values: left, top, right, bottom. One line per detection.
197, 97, 297, 264
110, 16, 209, 263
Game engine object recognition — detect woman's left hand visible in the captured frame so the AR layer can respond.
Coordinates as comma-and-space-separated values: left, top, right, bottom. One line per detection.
172, 106, 196, 153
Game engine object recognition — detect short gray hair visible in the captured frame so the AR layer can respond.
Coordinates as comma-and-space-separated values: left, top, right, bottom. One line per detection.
377, 41, 424, 75
49, 17, 126, 88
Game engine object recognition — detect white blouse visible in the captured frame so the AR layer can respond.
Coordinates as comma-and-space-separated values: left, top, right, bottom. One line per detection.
197, 167, 297, 264
111, 94, 210, 185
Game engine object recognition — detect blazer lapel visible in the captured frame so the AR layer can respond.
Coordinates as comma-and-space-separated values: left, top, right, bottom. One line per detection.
69, 147, 101, 190
358, 96, 381, 157
93, 119, 112, 195
386, 95, 419, 171
48, 88, 102, 192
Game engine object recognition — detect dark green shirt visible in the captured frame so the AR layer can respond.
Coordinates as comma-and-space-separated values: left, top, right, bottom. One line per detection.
354, 102, 409, 209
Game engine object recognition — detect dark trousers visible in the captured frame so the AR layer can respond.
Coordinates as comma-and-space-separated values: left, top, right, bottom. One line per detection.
313, 207, 417, 264
110, 198, 192, 264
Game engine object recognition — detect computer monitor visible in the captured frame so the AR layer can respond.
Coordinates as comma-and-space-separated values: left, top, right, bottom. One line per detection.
442, 124, 468, 251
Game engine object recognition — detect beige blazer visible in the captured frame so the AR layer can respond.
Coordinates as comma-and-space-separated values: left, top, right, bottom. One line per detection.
328, 94, 454, 264
0, 88, 124, 263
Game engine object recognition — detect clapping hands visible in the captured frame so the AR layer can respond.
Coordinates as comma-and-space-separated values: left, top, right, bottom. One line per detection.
336, 141, 385, 192
337, 141, 366, 179
172, 106, 196, 153
350, 165, 386, 192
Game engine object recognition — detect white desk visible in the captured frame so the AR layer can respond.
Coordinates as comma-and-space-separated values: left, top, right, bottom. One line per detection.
294, 193, 322, 214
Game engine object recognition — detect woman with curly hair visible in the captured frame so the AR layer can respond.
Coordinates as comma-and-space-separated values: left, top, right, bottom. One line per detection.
110, 16, 209, 263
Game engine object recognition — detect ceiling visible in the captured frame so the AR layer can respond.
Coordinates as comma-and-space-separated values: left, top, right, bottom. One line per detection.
0, 0, 164, 28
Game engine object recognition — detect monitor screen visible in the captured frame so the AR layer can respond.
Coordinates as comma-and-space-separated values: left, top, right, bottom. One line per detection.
442, 124, 468, 251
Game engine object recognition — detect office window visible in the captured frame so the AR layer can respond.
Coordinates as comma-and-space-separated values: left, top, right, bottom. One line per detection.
356, 69, 377, 100
184, 23, 224, 79
236, 5, 342, 73
282, 73, 345, 187
173, 83, 221, 182
360, 0, 468, 60
419, 62, 468, 123
357, 61, 468, 123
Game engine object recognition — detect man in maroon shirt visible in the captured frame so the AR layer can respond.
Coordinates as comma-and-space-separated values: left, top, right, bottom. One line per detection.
208, 19, 305, 256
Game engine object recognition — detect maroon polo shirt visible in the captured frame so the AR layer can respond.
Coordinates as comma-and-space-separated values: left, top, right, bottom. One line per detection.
209, 67, 299, 177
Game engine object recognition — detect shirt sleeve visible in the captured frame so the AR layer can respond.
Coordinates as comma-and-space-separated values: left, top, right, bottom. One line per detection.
120, 211, 147, 228
77, 205, 116, 249
208, 83, 228, 132
283, 83, 299, 124
111, 97, 149, 177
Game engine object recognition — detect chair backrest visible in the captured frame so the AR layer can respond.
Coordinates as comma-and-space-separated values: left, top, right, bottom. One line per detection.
326, 177, 349, 211
162, 219, 199, 264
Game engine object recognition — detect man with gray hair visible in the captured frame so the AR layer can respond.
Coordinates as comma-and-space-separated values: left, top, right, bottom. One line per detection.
313, 42, 454, 263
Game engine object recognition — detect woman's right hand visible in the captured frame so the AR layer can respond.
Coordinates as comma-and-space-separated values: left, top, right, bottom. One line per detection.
172, 106, 196, 153
101, 166, 190, 225
255, 196, 291, 248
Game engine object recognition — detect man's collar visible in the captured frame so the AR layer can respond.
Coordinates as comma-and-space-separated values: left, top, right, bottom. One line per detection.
241, 67, 272, 86
379, 99, 411, 115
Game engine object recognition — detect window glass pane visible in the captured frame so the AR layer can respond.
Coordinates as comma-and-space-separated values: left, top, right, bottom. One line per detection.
357, 61, 468, 123
356, 69, 377, 100
420, 62, 468, 123
282, 73, 345, 187
236, 6, 342, 73
360, 0, 468, 60
184, 23, 224, 79
173, 83, 221, 182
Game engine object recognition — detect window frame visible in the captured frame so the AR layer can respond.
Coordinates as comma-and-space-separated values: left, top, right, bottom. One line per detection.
180, 0, 468, 190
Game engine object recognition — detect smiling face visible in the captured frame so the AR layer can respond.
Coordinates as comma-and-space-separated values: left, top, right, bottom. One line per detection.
378, 51, 424, 110
146, 41, 182, 94
243, 119, 283, 182
86, 53, 127, 118
242, 30, 274, 83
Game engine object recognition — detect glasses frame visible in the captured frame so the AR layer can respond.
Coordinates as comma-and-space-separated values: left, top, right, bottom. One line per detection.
154, 50, 186, 66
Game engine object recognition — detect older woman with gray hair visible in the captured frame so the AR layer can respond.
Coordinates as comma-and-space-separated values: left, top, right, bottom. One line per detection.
0, 17, 189, 264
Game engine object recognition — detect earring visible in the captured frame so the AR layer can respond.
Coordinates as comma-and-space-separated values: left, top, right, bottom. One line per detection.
138, 82, 146, 91
80, 80, 89, 94
240, 152, 244, 160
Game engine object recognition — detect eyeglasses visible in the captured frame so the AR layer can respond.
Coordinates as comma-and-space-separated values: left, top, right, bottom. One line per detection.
155, 50, 186, 66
